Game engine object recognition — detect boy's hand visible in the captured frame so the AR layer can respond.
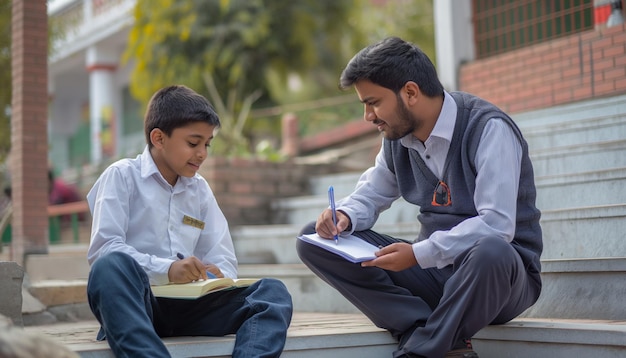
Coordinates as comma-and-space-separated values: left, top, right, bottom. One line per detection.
204, 263, 224, 279
315, 208, 351, 239
168, 256, 211, 283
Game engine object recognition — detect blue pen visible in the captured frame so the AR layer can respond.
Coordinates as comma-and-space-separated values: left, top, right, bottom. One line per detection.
176, 252, 217, 279
328, 186, 339, 245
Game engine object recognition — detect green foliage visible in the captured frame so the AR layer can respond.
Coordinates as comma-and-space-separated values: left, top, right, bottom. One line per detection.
125, 0, 364, 157
358, 0, 436, 61
256, 0, 436, 139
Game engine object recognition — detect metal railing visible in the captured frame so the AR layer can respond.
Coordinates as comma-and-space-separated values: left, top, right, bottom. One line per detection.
1, 201, 91, 247
472, 0, 595, 59
49, 0, 136, 61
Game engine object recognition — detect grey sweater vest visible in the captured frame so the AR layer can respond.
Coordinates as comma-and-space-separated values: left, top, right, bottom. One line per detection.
384, 91, 542, 277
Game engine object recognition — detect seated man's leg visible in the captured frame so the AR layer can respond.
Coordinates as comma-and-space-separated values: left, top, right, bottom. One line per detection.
398, 236, 541, 358
297, 222, 447, 344
87, 251, 171, 358
166, 278, 292, 358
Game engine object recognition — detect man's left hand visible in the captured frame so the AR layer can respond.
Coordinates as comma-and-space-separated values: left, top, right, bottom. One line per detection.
361, 243, 418, 271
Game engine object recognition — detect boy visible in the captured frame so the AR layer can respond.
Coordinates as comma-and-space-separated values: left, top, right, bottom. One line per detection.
87, 85, 293, 358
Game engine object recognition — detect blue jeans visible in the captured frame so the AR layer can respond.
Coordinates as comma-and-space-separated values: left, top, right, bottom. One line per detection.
87, 251, 293, 358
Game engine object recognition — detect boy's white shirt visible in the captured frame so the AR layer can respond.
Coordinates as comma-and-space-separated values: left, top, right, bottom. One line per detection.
87, 146, 238, 286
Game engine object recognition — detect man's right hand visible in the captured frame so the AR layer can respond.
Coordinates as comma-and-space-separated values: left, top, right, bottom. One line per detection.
315, 208, 351, 239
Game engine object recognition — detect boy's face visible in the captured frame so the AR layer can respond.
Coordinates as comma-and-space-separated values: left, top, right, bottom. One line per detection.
151, 122, 216, 186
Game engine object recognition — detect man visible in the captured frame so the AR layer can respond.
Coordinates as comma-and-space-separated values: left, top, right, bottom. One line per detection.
297, 37, 542, 358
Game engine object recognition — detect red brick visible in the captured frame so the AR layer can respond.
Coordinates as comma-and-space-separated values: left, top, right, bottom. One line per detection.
541, 50, 562, 63
593, 58, 616, 72
603, 45, 625, 58
611, 33, 626, 47
614, 78, 626, 91
600, 23, 626, 36
572, 85, 593, 99
562, 65, 583, 78
594, 81, 616, 95
10, 0, 50, 261
603, 66, 626, 81
228, 182, 253, 194
553, 88, 574, 103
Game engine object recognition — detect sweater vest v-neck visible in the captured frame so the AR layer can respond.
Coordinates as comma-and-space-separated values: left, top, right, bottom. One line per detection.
383, 91, 542, 275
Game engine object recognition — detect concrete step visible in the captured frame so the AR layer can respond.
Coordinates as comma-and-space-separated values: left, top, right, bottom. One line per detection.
540, 203, 626, 260
288, 95, 626, 221
473, 318, 626, 358
23, 255, 626, 319
21, 258, 359, 315
514, 94, 626, 180
513, 93, 626, 130
19, 251, 626, 356
529, 138, 626, 178
28, 280, 88, 307
25, 253, 90, 282
23, 312, 626, 358
24, 312, 396, 358
238, 264, 358, 314
534, 167, 626, 211
270, 193, 420, 229
241, 204, 626, 262
231, 222, 421, 264
521, 258, 626, 320
521, 112, 626, 152
307, 171, 364, 197
275, 166, 626, 226
22, 246, 626, 321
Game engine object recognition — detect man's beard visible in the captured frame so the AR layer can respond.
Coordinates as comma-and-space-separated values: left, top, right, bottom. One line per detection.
377, 97, 421, 140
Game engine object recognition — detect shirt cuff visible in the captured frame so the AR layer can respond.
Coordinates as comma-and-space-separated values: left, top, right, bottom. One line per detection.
147, 258, 175, 286
412, 240, 439, 269
337, 207, 357, 235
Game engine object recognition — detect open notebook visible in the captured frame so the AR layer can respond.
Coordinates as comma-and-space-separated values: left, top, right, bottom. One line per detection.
151, 277, 259, 299
297, 233, 379, 263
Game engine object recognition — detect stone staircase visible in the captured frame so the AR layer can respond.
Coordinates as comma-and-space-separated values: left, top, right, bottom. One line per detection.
16, 94, 626, 356
233, 93, 626, 357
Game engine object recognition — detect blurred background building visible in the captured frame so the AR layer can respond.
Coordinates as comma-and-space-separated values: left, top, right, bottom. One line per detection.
46, 0, 625, 177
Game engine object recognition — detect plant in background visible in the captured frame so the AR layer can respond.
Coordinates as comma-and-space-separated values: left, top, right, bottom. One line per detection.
125, 0, 363, 157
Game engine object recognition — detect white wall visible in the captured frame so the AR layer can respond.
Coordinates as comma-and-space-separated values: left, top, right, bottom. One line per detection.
433, 0, 475, 91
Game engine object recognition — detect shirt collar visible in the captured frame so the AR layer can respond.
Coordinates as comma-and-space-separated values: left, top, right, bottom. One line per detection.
400, 90, 457, 147
140, 146, 161, 179
139, 145, 194, 189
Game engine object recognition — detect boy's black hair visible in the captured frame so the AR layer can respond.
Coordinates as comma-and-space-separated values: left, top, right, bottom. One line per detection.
144, 85, 221, 147
339, 37, 444, 97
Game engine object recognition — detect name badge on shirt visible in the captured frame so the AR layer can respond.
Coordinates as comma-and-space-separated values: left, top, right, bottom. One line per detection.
183, 215, 205, 230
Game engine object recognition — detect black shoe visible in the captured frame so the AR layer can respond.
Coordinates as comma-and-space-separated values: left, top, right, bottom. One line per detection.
445, 339, 479, 358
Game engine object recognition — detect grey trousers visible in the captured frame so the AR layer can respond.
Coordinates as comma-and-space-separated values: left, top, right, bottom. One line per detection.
296, 222, 541, 358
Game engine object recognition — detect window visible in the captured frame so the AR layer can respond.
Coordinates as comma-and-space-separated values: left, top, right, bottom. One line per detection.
473, 0, 594, 59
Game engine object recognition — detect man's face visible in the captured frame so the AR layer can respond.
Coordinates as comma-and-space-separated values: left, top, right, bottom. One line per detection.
354, 80, 420, 140
153, 121, 216, 185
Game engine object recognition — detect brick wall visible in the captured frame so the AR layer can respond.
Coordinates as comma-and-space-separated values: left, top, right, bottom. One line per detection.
199, 157, 339, 226
459, 24, 626, 114
10, 0, 49, 263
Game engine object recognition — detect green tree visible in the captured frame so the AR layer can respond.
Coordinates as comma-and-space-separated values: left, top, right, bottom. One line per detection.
125, 0, 365, 156
359, 0, 435, 62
